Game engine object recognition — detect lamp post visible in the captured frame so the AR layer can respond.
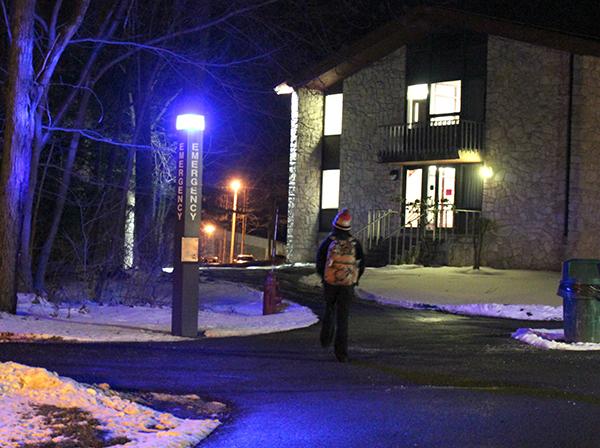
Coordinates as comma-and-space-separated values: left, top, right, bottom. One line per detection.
229, 179, 241, 263
203, 223, 216, 257
240, 188, 247, 255
172, 113, 204, 337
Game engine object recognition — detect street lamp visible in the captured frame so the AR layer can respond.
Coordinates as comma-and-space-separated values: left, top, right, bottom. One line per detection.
203, 223, 216, 236
202, 223, 216, 260
172, 113, 205, 337
229, 179, 242, 263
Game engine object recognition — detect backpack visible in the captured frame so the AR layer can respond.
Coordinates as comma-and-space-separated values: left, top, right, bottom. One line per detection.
324, 237, 358, 286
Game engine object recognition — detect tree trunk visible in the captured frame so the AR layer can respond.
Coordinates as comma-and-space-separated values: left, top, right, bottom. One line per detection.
30, 143, 56, 259
128, 56, 162, 270
134, 114, 155, 269
34, 90, 92, 291
18, 110, 44, 291
0, 0, 36, 313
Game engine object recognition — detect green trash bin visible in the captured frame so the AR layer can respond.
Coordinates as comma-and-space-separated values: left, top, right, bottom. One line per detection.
557, 259, 600, 343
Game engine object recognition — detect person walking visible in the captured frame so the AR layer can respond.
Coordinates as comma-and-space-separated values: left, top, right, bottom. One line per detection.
316, 208, 365, 363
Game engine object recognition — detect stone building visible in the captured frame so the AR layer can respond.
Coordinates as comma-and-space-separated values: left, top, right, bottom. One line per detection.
276, 7, 600, 271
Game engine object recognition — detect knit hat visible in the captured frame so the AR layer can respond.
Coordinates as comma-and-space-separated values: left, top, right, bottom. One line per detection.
332, 208, 352, 231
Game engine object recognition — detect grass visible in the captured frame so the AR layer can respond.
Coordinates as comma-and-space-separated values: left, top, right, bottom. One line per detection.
20, 405, 129, 448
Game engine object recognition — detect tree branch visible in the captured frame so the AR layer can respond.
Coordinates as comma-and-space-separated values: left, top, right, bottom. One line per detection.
89, 0, 279, 84
48, 0, 63, 45
0, 0, 11, 44
34, 0, 91, 105
44, 126, 153, 150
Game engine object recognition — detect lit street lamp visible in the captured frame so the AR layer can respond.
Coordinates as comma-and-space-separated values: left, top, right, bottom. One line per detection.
203, 223, 216, 257
172, 113, 205, 337
229, 179, 241, 263
203, 223, 216, 236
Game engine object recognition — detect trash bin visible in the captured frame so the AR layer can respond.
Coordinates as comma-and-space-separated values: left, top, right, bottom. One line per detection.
557, 259, 600, 343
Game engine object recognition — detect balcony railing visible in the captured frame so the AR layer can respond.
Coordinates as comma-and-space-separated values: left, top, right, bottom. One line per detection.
377, 119, 485, 163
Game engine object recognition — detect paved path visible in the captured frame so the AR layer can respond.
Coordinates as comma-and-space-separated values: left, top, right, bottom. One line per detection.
2, 267, 599, 447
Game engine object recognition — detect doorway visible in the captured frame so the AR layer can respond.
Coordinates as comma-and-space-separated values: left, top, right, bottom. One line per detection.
404, 165, 456, 228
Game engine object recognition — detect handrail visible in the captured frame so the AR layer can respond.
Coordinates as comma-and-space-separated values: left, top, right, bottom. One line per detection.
355, 209, 400, 251
393, 208, 482, 265
361, 207, 482, 266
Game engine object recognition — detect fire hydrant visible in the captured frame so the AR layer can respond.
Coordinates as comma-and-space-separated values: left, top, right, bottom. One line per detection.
263, 271, 282, 315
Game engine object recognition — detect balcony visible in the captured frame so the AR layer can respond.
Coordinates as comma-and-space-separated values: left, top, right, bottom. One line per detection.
377, 119, 485, 163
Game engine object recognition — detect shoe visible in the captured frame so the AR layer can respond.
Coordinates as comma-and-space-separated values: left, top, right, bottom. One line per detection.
335, 353, 349, 363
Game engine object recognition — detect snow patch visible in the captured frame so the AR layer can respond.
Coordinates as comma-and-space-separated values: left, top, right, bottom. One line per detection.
435, 303, 562, 321
0, 280, 318, 343
512, 328, 600, 351
299, 265, 564, 321
0, 362, 219, 447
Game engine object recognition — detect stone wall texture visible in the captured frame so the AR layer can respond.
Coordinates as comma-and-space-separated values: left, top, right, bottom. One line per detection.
340, 48, 406, 233
287, 36, 600, 269
286, 89, 324, 262
483, 36, 570, 270
566, 55, 600, 259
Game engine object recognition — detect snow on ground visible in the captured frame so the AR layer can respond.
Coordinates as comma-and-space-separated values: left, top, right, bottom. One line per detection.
0, 361, 219, 447
0, 280, 318, 343
302, 264, 600, 351
512, 328, 600, 351
301, 265, 563, 321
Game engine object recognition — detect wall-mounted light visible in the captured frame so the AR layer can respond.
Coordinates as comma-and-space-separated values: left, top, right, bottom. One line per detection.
275, 82, 294, 95
176, 114, 205, 131
389, 169, 400, 181
480, 165, 494, 180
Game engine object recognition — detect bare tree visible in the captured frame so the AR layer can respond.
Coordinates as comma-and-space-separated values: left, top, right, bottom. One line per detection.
0, 0, 36, 313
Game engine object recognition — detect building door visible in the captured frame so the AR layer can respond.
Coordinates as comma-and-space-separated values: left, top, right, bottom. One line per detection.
404, 165, 456, 228
404, 167, 423, 227
436, 166, 455, 228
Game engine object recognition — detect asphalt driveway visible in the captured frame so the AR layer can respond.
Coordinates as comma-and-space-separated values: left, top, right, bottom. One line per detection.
1, 268, 599, 447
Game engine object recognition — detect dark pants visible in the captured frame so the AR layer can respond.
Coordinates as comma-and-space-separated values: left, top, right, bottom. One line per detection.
320, 284, 354, 357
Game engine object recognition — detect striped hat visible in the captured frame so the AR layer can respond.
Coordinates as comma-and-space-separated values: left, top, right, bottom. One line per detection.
332, 208, 352, 231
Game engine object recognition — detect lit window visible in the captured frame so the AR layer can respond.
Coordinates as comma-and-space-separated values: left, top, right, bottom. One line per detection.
430, 80, 461, 122
321, 169, 340, 209
407, 84, 428, 124
324, 94, 343, 136
407, 81, 462, 125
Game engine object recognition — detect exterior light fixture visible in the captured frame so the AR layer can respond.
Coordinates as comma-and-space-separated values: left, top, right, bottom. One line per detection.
176, 114, 205, 131
480, 165, 494, 180
275, 82, 294, 95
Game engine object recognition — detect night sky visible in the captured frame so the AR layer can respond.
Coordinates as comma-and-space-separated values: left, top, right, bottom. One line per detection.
186, 0, 600, 198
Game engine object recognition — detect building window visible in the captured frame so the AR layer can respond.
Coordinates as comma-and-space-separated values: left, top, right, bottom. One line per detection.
324, 93, 343, 136
430, 80, 461, 124
321, 169, 340, 209
407, 84, 428, 125
406, 80, 461, 125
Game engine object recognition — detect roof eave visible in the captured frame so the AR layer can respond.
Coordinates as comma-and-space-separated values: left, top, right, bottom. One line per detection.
280, 6, 600, 92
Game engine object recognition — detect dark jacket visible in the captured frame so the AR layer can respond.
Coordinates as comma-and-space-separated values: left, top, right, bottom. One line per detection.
316, 228, 365, 283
